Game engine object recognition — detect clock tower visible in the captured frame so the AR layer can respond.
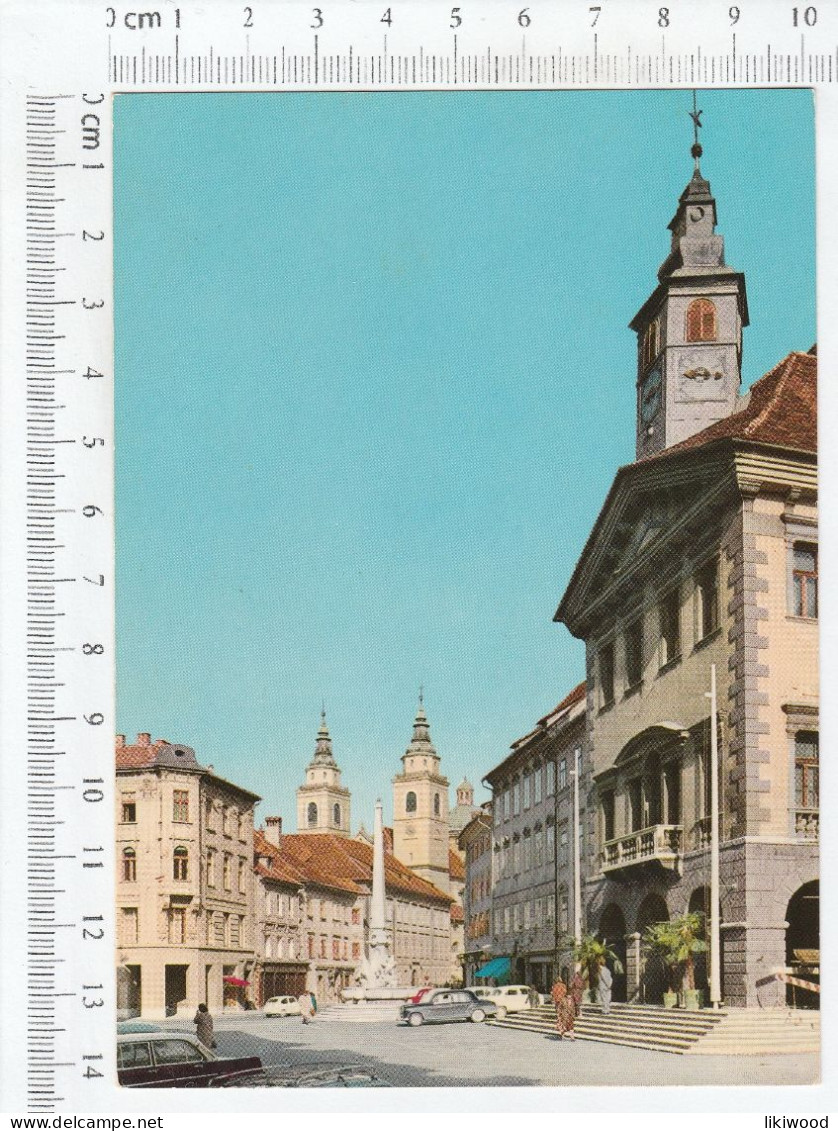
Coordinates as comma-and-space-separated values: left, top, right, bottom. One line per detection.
630, 114, 749, 460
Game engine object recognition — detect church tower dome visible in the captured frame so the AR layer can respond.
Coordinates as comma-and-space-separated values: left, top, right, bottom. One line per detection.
295, 707, 351, 836
630, 99, 749, 460
392, 692, 450, 892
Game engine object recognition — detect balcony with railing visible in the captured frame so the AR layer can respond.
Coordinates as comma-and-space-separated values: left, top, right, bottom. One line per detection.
601, 823, 683, 875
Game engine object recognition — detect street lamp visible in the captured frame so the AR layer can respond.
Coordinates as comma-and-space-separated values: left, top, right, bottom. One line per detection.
704, 664, 722, 1009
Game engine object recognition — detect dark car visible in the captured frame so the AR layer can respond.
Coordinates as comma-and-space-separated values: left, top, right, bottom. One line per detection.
212, 1062, 392, 1088
399, 988, 498, 1027
117, 1032, 262, 1088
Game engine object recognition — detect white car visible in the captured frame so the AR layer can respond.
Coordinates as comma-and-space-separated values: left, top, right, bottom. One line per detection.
466, 984, 535, 1017
263, 995, 302, 1018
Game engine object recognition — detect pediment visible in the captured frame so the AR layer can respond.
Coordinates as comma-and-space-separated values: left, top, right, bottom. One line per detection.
556, 449, 736, 635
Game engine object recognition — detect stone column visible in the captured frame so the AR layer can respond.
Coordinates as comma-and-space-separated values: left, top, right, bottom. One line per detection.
625, 932, 642, 1003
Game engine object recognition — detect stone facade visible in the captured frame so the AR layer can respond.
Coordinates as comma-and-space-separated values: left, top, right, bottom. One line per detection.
115, 734, 260, 1019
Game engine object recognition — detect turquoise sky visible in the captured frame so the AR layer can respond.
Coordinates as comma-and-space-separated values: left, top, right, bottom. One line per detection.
115, 90, 815, 828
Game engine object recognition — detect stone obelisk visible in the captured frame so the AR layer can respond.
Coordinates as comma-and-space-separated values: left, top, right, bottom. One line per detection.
368, 799, 392, 976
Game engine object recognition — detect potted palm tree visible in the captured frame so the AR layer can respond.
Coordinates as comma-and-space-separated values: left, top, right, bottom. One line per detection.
672, 912, 707, 1010
572, 934, 624, 1004
644, 914, 708, 1009
643, 921, 681, 1008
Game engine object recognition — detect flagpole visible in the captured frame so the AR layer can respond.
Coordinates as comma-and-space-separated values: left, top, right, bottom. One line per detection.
572, 746, 582, 948
709, 663, 722, 1009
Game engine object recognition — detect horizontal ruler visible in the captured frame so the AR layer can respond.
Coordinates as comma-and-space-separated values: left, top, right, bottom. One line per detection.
108, 35, 838, 87
100, 0, 838, 89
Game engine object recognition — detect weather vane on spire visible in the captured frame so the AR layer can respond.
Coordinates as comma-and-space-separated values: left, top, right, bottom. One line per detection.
689, 89, 703, 170
418, 683, 424, 706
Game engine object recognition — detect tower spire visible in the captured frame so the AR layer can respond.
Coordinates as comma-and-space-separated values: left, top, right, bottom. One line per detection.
313, 705, 336, 765
689, 89, 703, 172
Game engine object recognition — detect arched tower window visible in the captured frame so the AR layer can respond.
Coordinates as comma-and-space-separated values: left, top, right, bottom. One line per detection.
686, 298, 717, 342
307, 801, 318, 827
122, 847, 136, 882
406, 791, 417, 813
433, 793, 441, 817
642, 319, 660, 368
333, 803, 341, 826
173, 845, 188, 881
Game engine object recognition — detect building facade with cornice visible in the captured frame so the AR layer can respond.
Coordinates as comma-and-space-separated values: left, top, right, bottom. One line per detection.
115, 733, 260, 1019
459, 805, 493, 985
483, 684, 589, 993
555, 152, 818, 1008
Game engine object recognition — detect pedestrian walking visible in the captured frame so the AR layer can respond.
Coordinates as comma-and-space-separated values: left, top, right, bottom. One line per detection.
298, 992, 313, 1024
551, 978, 577, 1040
569, 970, 585, 1017
309, 991, 317, 1016
597, 961, 613, 1015
193, 1003, 215, 1050
527, 985, 541, 1010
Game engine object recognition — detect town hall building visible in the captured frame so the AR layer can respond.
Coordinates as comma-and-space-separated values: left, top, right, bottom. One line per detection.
555, 141, 818, 1008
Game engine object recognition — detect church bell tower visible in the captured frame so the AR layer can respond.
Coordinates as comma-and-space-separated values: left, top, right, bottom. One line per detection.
631, 102, 749, 460
392, 693, 450, 893
295, 708, 351, 836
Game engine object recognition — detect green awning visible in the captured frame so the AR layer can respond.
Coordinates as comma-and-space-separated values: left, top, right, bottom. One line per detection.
474, 956, 510, 979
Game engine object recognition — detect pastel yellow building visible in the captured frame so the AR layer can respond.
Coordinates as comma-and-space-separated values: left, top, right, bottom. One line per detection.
115, 734, 260, 1019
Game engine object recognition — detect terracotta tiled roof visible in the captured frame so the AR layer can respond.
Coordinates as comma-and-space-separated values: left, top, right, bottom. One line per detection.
272, 833, 452, 906
536, 681, 587, 727
115, 739, 169, 769
509, 680, 587, 750
643, 350, 816, 462
448, 848, 466, 882
253, 829, 307, 886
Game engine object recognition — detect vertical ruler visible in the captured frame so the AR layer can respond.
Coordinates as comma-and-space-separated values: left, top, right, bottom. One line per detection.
1, 0, 836, 1115
21, 87, 115, 1111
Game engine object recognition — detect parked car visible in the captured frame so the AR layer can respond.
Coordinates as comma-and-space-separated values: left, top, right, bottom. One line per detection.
213, 1062, 392, 1088
399, 988, 498, 1027
465, 984, 535, 1018
263, 995, 302, 1018
117, 1031, 262, 1088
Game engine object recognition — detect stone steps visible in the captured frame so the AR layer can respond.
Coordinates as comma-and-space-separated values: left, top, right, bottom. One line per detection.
317, 1003, 403, 1023
686, 1009, 819, 1055
489, 1002, 722, 1054
489, 1003, 819, 1056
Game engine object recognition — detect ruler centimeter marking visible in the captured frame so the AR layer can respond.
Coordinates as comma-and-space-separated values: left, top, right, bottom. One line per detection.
12, 0, 837, 1112
24, 86, 113, 1111
108, 39, 838, 88
27, 92, 65, 1111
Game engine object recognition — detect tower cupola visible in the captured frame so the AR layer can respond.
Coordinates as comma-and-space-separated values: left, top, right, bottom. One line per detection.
630, 100, 749, 459
392, 692, 450, 891
295, 707, 351, 836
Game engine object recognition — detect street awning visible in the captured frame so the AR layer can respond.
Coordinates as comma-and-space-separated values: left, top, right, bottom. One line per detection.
473, 956, 510, 979
223, 976, 250, 987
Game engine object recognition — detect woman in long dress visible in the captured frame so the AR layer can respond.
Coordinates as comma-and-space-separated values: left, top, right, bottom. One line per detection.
551, 979, 577, 1040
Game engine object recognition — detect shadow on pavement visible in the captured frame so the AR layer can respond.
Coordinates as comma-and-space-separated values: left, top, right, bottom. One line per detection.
215, 1027, 541, 1088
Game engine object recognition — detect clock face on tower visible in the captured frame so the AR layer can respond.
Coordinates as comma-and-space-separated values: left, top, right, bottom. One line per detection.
641, 365, 662, 424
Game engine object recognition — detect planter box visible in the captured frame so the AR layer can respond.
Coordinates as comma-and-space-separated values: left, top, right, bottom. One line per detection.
683, 989, 704, 1011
